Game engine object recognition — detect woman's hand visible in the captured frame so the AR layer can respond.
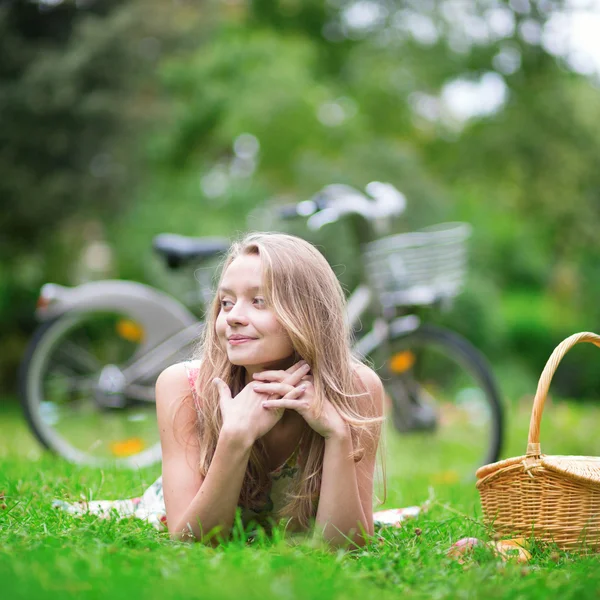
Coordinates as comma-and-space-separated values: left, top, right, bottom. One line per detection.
252, 369, 349, 440
214, 361, 311, 447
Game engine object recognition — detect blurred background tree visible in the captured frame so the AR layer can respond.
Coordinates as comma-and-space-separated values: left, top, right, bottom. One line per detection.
0, 0, 205, 385
2, 0, 599, 399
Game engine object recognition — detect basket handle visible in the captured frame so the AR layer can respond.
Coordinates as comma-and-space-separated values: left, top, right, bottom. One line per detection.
526, 332, 600, 457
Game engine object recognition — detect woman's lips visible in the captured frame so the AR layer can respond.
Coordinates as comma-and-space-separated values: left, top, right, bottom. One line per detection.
228, 337, 256, 345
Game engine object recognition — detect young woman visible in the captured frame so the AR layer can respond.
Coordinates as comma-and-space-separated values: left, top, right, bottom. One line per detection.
55, 232, 391, 548
157, 232, 384, 547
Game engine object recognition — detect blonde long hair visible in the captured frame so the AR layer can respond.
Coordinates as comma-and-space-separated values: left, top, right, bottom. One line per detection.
191, 232, 382, 528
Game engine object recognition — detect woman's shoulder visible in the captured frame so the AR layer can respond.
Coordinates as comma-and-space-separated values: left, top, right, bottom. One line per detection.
351, 362, 384, 413
352, 362, 382, 390
155, 363, 192, 397
157, 360, 201, 379
155, 361, 202, 407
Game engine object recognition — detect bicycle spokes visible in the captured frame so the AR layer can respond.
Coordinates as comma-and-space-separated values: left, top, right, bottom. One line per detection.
28, 311, 161, 466
384, 328, 501, 481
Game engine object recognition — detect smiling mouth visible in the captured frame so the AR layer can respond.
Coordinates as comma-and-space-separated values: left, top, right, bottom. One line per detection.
228, 337, 256, 345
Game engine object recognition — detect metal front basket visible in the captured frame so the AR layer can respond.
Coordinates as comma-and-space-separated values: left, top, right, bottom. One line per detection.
362, 222, 471, 308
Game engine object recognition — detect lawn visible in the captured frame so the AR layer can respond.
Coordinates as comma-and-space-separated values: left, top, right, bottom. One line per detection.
2, 396, 600, 600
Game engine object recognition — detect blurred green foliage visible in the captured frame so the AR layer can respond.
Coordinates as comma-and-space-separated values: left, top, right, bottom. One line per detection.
1, 0, 599, 399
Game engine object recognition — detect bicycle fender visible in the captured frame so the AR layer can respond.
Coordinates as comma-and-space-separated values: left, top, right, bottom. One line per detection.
36, 281, 199, 353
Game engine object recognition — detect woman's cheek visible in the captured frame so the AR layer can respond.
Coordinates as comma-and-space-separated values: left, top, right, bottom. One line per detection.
215, 315, 227, 343
274, 330, 294, 355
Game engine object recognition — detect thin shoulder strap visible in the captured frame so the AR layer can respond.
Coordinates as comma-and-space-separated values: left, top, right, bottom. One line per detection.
182, 361, 201, 411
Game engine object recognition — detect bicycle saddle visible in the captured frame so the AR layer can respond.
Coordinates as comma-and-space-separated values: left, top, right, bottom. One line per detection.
153, 233, 230, 268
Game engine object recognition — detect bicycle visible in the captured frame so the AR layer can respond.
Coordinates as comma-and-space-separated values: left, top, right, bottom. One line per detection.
19, 183, 503, 480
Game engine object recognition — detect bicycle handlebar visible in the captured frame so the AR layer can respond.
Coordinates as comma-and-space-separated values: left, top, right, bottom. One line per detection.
277, 204, 302, 219
276, 182, 406, 230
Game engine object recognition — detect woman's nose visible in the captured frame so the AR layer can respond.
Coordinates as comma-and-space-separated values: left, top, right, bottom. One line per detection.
226, 305, 249, 326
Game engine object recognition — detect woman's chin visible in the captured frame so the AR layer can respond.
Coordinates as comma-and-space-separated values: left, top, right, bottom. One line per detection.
228, 357, 268, 367
226, 350, 263, 367
226, 350, 293, 369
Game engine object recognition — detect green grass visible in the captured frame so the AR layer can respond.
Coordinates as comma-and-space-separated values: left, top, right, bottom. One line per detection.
3, 397, 600, 600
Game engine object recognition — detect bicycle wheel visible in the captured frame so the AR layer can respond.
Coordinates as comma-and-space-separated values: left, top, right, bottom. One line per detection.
382, 324, 503, 482
19, 311, 165, 468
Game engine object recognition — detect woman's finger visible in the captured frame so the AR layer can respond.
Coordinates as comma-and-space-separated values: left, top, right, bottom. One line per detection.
284, 384, 306, 399
252, 371, 286, 383
284, 363, 311, 387
253, 382, 295, 397
262, 398, 309, 410
286, 359, 307, 373
253, 360, 307, 382
213, 377, 232, 401
262, 383, 307, 407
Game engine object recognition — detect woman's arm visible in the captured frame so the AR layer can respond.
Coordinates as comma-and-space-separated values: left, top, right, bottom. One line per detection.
314, 366, 384, 548
156, 365, 252, 543
157, 361, 310, 543
169, 432, 253, 543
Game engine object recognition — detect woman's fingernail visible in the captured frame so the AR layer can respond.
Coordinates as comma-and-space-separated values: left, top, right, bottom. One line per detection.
262, 402, 268, 408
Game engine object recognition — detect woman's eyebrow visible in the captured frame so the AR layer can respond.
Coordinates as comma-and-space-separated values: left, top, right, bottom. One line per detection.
218, 285, 262, 294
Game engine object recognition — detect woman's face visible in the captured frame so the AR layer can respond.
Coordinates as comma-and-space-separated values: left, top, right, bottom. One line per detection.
215, 254, 295, 371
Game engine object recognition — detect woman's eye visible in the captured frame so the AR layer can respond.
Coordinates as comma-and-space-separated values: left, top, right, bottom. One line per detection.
220, 299, 233, 309
253, 297, 265, 307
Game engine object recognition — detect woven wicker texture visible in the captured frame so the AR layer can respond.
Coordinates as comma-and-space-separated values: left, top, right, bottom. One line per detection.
477, 332, 600, 551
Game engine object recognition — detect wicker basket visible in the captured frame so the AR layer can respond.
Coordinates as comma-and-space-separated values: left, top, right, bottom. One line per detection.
476, 332, 600, 551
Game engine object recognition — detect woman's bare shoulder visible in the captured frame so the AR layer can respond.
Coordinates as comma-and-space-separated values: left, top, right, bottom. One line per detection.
155, 362, 196, 407
155, 363, 199, 445
353, 362, 383, 390
156, 362, 190, 390
352, 363, 384, 413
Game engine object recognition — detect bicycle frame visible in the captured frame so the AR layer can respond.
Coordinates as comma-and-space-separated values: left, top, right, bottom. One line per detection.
346, 284, 421, 359
36, 280, 200, 395
34, 193, 423, 395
